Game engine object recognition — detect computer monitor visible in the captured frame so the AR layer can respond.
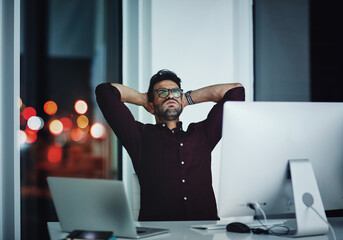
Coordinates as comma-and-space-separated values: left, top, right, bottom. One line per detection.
217, 102, 343, 234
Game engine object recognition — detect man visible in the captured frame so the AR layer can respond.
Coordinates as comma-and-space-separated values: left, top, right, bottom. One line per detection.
95, 69, 245, 221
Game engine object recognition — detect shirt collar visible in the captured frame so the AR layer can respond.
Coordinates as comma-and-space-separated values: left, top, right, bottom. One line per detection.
156, 121, 183, 131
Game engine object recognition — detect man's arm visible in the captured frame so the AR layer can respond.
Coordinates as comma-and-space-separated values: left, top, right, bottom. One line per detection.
196, 83, 245, 150
182, 83, 243, 107
112, 82, 244, 111
95, 83, 143, 167
111, 83, 151, 113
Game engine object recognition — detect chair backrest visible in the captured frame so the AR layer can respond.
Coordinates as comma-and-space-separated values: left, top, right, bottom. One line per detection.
132, 173, 140, 220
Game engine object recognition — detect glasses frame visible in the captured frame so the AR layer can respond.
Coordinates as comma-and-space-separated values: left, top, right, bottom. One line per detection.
155, 88, 183, 98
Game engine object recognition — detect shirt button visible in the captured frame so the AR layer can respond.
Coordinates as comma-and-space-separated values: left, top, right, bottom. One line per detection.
162, 124, 165, 127
180, 143, 183, 146
182, 179, 185, 183
184, 197, 187, 200
181, 161, 185, 165
172, 130, 174, 133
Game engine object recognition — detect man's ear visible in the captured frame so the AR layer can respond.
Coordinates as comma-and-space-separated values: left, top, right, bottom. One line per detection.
147, 102, 155, 114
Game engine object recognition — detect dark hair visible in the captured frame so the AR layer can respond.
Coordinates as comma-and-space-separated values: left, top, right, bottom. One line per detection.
147, 69, 182, 102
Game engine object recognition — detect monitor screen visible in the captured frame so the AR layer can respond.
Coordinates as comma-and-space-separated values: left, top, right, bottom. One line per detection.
217, 102, 343, 219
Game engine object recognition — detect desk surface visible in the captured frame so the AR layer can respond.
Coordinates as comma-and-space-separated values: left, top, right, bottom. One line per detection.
48, 218, 343, 240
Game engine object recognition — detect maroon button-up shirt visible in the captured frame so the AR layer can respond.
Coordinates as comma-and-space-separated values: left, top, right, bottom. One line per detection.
95, 83, 245, 221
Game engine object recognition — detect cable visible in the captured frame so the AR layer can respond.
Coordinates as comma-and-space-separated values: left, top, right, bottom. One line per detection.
255, 203, 268, 223
248, 202, 290, 236
253, 209, 290, 236
309, 206, 336, 240
302, 192, 336, 240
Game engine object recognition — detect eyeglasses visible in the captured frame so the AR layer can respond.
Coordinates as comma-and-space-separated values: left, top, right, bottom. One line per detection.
155, 88, 183, 98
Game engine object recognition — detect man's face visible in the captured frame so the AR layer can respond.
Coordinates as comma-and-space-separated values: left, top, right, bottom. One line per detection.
152, 80, 183, 121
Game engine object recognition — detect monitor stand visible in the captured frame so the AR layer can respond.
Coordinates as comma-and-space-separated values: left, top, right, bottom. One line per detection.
289, 159, 329, 237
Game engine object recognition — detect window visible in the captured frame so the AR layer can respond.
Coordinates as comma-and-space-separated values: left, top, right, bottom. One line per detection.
20, 1, 122, 239
253, 0, 343, 102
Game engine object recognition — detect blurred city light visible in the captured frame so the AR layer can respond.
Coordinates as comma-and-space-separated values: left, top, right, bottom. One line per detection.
25, 129, 38, 144
20, 130, 27, 145
44, 101, 58, 115
47, 145, 62, 163
60, 117, 73, 131
27, 116, 44, 130
22, 107, 36, 120
90, 122, 106, 139
74, 100, 88, 114
76, 115, 89, 129
49, 119, 63, 135
71, 128, 84, 142
56, 134, 67, 146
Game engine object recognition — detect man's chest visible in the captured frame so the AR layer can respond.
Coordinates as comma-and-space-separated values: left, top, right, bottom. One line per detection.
140, 129, 212, 170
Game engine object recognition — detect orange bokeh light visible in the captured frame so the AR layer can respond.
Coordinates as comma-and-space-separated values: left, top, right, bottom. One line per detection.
76, 115, 89, 129
22, 107, 36, 120
74, 100, 88, 114
47, 145, 63, 163
44, 101, 58, 115
90, 122, 106, 139
49, 119, 63, 135
60, 117, 73, 131
71, 128, 84, 142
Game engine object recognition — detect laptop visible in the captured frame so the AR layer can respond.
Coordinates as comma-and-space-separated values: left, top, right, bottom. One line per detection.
47, 177, 169, 238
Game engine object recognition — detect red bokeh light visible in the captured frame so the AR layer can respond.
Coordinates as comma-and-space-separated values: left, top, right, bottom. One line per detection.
47, 145, 63, 163
24, 129, 37, 144
22, 107, 36, 120
71, 128, 84, 142
60, 117, 73, 131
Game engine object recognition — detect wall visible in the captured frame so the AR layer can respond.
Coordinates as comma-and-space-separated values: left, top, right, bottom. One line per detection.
123, 0, 253, 219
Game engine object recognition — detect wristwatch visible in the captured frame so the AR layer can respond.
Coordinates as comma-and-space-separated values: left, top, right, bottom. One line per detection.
185, 90, 195, 105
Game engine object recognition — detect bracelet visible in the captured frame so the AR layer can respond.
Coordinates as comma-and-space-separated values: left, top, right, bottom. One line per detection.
185, 90, 195, 105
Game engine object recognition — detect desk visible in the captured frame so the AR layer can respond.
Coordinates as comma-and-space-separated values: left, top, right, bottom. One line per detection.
48, 218, 343, 240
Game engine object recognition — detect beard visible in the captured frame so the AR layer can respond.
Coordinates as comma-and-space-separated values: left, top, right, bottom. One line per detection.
154, 99, 183, 121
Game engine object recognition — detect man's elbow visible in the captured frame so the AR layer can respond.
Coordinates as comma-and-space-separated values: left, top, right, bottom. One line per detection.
224, 83, 245, 101
232, 83, 243, 89
95, 83, 108, 96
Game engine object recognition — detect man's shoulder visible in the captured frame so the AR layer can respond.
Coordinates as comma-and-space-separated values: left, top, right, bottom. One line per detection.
185, 121, 205, 132
140, 122, 158, 131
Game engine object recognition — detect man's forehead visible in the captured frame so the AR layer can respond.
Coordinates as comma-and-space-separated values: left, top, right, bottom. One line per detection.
154, 80, 179, 90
